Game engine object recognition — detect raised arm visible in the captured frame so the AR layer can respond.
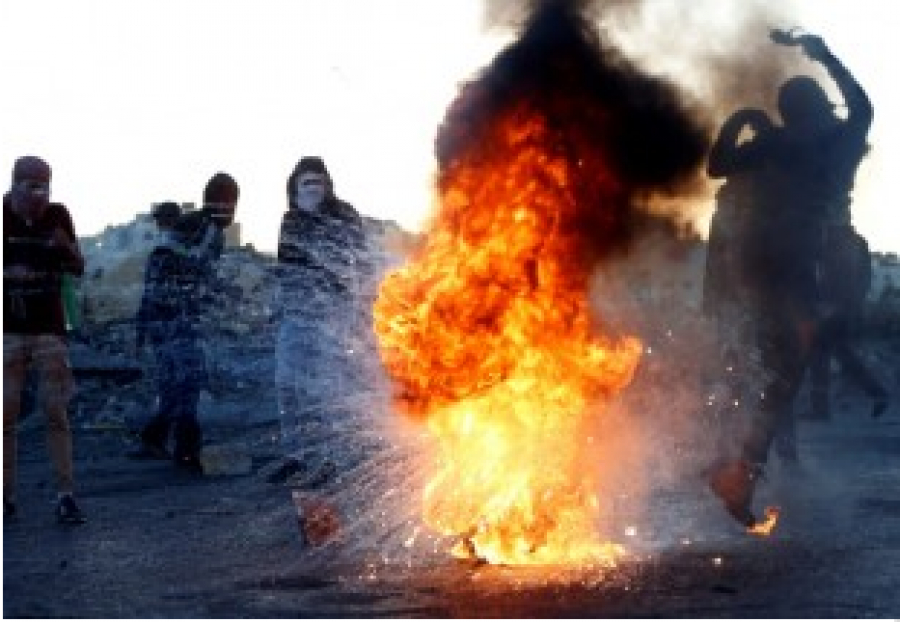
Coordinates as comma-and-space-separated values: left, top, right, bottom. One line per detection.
800, 35, 873, 134
707, 108, 775, 179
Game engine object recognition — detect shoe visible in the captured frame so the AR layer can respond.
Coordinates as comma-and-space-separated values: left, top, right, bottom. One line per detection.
56, 495, 86, 525
127, 442, 171, 460
174, 454, 204, 476
265, 457, 307, 485
709, 459, 761, 528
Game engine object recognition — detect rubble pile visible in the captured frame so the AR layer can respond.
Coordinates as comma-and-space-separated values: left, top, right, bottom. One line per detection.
66, 212, 412, 433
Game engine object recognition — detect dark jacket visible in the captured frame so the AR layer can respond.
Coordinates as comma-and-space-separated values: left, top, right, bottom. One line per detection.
277, 198, 364, 267
135, 242, 204, 345
3, 197, 83, 335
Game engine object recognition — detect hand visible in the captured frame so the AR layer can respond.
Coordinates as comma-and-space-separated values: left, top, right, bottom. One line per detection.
799, 34, 831, 63
733, 108, 773, 135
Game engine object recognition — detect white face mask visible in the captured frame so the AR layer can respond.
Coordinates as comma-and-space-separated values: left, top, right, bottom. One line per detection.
294, 172, 326, 212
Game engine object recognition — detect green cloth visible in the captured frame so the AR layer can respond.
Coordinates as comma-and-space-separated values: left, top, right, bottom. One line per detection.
62, 274, 81, 332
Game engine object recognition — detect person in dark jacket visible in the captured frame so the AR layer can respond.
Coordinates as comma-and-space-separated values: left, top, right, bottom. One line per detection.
706, 32, 873, 527
3, 156, 87, 524
267, 156, 366, 486
130, 213, 210, 473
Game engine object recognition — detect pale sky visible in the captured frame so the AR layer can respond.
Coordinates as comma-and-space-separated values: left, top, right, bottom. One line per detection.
1, 0, 897, 254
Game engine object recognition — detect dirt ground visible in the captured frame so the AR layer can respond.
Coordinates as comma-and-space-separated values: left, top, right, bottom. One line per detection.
4, 383, 899, 619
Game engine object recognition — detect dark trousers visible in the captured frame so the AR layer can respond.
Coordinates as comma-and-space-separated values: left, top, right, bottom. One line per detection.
141, 334, 206, 460
809, 315, 885, 417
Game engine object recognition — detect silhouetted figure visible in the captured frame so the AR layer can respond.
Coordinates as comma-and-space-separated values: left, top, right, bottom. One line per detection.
131, 216, 210, 473
703, 172, 768, 459
130, 175, 240, 474
705, 31, 873, 527
807, 218, 888, 419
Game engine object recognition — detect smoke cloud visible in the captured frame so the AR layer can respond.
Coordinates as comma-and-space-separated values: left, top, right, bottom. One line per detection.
439, 0, 711, 258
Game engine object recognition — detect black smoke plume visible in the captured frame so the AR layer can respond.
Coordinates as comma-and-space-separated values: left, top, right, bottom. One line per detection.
436, 0, 711, 257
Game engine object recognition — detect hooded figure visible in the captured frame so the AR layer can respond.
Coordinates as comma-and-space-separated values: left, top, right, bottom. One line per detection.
4, 155, 87, 524
175, 172, 240, 274
267, 156, 367, 486
278, 157, 363, 262
127, 173, 238, 473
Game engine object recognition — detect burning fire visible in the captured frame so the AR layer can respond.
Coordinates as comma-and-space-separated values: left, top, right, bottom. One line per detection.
747, 506, 780, 537
373, 0, 707, 566
374, 105, 642, 565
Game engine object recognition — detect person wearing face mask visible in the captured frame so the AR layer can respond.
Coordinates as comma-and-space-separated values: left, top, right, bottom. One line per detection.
3, 156, 87, 524
178, 172, 239, 274
266, 156, 366, 486
129, 212, 210, 474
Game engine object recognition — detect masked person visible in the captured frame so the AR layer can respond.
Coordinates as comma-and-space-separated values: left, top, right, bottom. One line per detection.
3, 156, 87, 524
267, 156, 365, 486
706, 32, 873, 527
129, 174, 239, 473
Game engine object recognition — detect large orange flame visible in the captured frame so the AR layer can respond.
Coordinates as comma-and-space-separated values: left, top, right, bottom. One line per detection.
373, 101, 643, 565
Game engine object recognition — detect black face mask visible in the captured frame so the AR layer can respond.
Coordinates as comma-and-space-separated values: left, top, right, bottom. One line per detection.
205, 203, 235, 227
12, 181, 50, 220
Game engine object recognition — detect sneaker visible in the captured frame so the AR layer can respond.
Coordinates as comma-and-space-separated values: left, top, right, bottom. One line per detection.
709, 459, 761, 528
265, 457, 307, 485
127, 442, 171, 460
56, 495, 86, 525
